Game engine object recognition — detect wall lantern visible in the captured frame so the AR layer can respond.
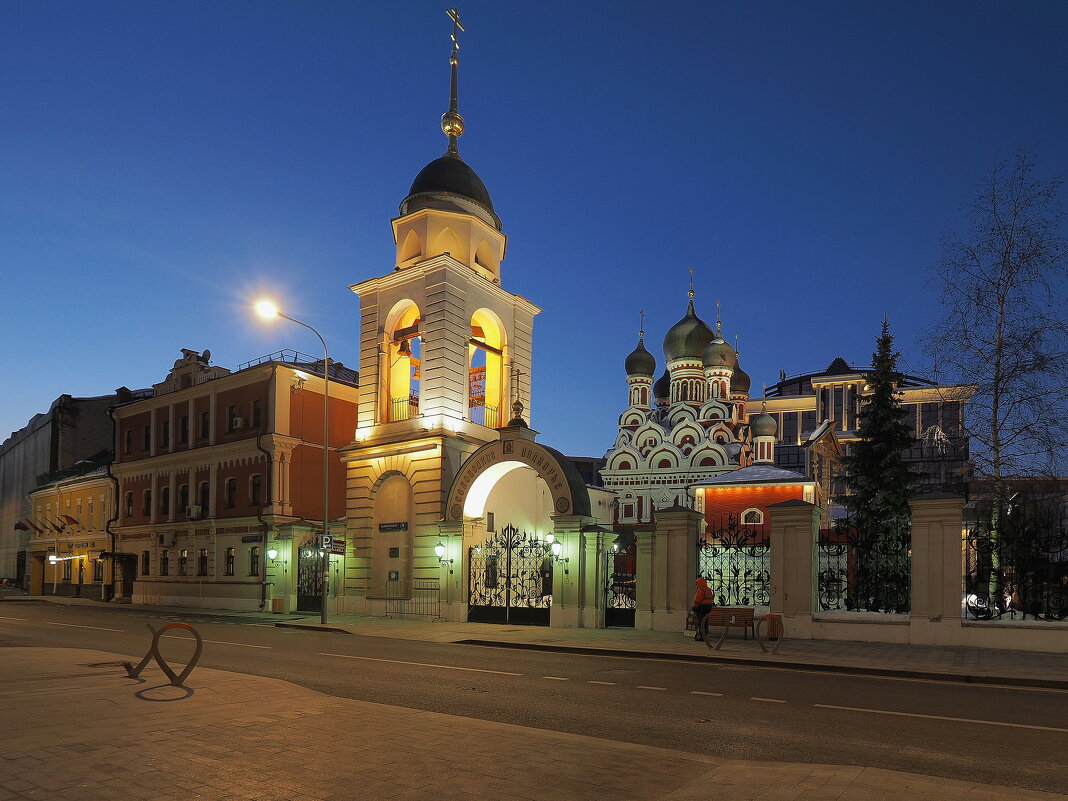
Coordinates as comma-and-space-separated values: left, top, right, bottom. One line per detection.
550, 540, 569, 574
434, 541, 454, 574
266, 547, 279, 561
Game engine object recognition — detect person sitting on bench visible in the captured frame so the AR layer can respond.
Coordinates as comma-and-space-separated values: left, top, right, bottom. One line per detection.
691, 577, 715, 641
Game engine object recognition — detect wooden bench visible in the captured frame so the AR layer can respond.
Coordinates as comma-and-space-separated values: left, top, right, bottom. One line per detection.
701, 607, 756, 650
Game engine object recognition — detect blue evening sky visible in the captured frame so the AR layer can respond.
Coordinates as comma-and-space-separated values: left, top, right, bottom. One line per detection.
2, 1, 1066, 458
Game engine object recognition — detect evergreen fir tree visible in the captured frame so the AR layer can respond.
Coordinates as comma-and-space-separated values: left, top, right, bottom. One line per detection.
838, 319, 918, 612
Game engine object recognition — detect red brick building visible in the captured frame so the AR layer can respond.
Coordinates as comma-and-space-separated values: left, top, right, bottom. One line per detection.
111, 348, 358, 611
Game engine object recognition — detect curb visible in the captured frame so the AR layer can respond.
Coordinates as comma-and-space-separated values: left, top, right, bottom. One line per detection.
453, 639, 1068, 690
274, 621, 354, 634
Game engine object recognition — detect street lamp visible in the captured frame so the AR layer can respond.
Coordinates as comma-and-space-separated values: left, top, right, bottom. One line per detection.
255, 299, 332, 625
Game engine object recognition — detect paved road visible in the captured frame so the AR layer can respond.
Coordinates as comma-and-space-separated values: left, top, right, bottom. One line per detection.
2, 602, 1066, 794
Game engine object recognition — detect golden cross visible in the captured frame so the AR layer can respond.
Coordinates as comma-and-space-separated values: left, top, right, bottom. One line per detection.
688, 265, 694, 299
512, 366, 525, 404
639, 308, 645, 339
446, 7, 464, 54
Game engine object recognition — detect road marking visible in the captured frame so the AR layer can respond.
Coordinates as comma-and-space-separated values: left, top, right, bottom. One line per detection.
542, 676, 569, 681
752, 697, 786, 703
814, 704, 1068, 733
321, 653, 522, 676
638, 685, 667, 691
45, 622, 123, 632
588, 680, 616, 686
0, 616, 27, 621
162, 635, 270, 649
691, 690, 724, 697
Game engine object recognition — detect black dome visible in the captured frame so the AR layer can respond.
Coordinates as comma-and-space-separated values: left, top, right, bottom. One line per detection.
403, 153, 496, 216
625, 338, 656, 376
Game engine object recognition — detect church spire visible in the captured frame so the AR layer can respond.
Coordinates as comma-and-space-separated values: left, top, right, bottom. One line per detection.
442, 8, 466, 155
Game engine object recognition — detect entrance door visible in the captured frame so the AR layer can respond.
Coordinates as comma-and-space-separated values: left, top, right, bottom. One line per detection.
296, 545, 323, 613
604, 539, 637, 627
468, 524, 552, 625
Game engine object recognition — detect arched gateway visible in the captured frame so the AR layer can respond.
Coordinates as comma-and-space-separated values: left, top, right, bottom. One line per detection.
442, 425, 595, 625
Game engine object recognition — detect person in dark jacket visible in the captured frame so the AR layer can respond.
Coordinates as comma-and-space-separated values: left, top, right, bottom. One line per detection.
692, 577, 715, 641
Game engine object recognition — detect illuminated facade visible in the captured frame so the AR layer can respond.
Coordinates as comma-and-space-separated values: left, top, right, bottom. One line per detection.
765, 358, 974, 499
25, 466, 112, 599
110, 348, 358, 611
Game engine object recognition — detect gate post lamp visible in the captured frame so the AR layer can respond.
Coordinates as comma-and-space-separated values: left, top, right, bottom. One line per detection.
255, 299, 332, 625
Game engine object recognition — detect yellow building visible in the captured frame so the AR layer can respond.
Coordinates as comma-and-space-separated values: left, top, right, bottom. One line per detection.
26, 467, 113, 599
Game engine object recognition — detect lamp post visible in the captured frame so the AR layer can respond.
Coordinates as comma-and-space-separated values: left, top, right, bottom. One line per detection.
255, 300, 332, 624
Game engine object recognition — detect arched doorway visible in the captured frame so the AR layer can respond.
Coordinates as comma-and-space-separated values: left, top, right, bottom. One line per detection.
444, 432, 592, 626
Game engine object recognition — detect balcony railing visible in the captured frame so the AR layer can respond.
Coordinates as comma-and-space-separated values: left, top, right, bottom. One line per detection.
469, 402, 499, 428
391, 394, 420, 422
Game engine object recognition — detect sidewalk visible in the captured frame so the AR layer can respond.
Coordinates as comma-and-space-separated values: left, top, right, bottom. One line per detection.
2, 646, 1064, 801
9, 595, 1068, 689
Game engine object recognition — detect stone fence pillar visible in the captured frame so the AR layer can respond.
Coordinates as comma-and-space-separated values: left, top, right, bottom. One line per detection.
649, 506, 702, 632
909, 493, 965, 646
768, 500, 820, 639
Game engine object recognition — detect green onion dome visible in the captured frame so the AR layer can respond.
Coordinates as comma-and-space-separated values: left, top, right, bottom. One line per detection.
750, 411, 777, 437
702, 336, 736, 369
663, 299, 715, 362
730, 355, 751, 394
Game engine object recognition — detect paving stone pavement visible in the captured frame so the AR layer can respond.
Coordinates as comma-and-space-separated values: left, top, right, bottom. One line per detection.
2, 647, 1065, 801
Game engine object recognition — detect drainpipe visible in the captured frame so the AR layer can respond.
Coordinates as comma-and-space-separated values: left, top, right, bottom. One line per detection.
104, 406, 121, 602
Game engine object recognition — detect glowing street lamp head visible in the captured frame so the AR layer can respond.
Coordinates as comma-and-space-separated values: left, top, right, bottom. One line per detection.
255, 299, 279, 320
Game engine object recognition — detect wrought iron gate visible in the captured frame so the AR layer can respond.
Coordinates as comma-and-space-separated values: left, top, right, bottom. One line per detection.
697, 516, 770, 607
468, 524, 552, 625
604, 538, 637, 627
296, 544, 323, 613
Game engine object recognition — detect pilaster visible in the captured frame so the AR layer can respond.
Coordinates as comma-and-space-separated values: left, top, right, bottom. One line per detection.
909, 493, 965, 646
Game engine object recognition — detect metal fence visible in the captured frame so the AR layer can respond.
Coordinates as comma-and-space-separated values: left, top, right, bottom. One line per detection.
817, 524, 910, 613
382, 579, 442, 619
390, 394, 420, 422
964, 499, 1068, 622
697, 516, 770, 607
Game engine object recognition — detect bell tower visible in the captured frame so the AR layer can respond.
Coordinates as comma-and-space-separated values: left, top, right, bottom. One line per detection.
343, 9, 540, 609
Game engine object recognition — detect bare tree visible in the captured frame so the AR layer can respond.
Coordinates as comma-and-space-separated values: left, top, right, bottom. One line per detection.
926, 146, 1068, 514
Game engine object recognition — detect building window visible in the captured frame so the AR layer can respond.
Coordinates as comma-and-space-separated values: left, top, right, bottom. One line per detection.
227, 405, 238, 432
249, 546, 260, 576
160, 487, 170, 516
200, 411, 210, 440
742, 508, 764, 525
178, 549, 189, 576
87, 499, 94, 528
61, 558, 72, 581
124, 430, 132, 455
141, 550, 151, 575
252, 399, 263, 428
199, 481, 210, 511
125, 492, 134, 517
224, 547, 235, 576
178, 484, 189, 512
225, 478, 237, 508
161, 420, 170, 448
250, 474, 263, 506
197, 548, 208, 576
160, 550, 170, 576
93, 559, 104, 582
142, 490, 152, 516
179, 416, 188, 443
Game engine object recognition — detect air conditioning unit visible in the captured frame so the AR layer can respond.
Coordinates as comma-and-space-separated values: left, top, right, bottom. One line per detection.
186, 505, 201, 520
158, 532, 177, 547
232, 417, 245, 430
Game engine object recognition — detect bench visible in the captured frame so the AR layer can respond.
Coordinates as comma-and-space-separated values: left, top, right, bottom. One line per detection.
700, 607, 756, 650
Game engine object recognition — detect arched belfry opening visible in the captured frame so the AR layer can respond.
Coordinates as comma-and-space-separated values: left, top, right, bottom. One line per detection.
383, 300, 422, 422
469, 308, 506, 428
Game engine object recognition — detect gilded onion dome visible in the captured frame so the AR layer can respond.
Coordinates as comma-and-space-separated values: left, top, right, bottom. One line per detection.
750, 410, 777, 437
730, 355, 752, 394
663, 298, 715, 362
625, 336, 656, 376
702, 336, 736, 369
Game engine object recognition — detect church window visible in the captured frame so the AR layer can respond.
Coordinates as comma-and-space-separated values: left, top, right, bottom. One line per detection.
742, 509, 764, 525
700, 457, 716, 467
